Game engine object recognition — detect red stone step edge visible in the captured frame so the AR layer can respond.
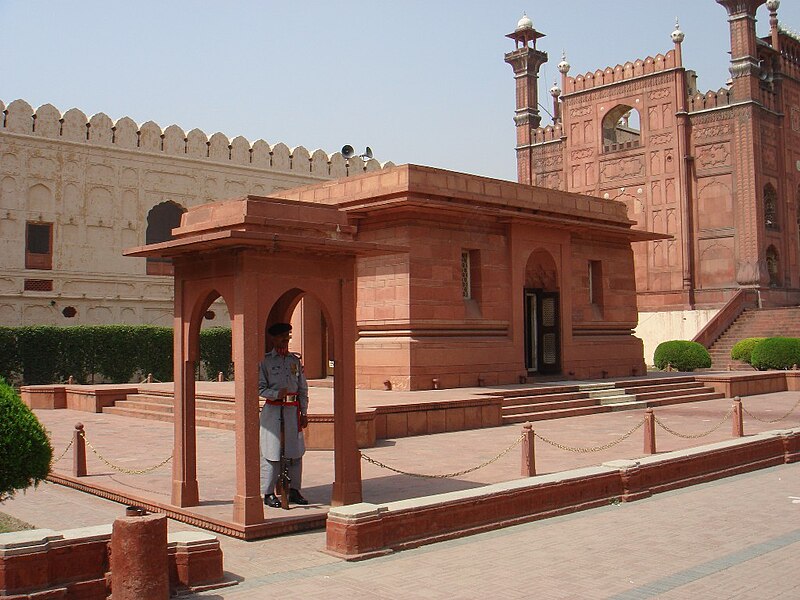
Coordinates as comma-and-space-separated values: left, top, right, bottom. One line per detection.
324, 427, 800, 561
44, 472, 327, 541
0, 525, 234, 597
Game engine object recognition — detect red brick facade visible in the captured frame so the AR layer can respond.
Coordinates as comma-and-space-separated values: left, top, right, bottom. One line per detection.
508, 1, 800, 311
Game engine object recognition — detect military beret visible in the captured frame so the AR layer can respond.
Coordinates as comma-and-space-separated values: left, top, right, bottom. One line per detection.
267, 322, 292, 336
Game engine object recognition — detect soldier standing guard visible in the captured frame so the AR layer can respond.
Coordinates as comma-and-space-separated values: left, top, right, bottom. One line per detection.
258, 322, 309, 508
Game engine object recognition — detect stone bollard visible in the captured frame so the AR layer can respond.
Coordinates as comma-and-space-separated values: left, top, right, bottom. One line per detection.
521, 422, 536, 477
73, 423, 87, 477
111, 509, 169, 600
732, 396, 744, 437
643, 409, 656, 454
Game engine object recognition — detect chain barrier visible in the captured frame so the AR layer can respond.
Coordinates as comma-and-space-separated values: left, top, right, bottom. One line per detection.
360, 431, 527, 478
532, 418, 646, 453
81, 432, 172, 475
654, 406, 735, 439
741, 395, 800, 424
50, 436, 74, 465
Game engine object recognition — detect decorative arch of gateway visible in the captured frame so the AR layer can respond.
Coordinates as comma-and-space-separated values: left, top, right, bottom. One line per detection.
125, 164, 665, 529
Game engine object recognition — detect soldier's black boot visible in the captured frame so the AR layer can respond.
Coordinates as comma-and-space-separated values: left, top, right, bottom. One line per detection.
264, 493, 281, 508
288, 489, 308, 505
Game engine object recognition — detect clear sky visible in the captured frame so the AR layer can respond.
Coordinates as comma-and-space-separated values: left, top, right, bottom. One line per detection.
3, 1, 798, 182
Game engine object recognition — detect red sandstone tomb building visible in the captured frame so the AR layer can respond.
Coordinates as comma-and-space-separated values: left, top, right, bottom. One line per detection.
261, 165, 662, 389
505, 1, 800, 360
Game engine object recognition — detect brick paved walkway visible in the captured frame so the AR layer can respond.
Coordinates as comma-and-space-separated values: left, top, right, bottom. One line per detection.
5, 464, 798, 598
3, 389, 799, 597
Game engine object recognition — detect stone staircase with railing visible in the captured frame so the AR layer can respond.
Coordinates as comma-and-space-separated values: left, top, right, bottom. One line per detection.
706, 307, 800, 370
500, 376, 724, 424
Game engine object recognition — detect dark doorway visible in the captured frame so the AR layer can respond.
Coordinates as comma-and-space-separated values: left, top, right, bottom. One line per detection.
524, 288, 561, 374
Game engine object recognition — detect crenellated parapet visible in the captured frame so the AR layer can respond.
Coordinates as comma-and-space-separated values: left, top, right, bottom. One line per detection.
531, 124, 564, 145
687, 87, 734, 112
563, 51, 678, 94
0, 98, 393, 177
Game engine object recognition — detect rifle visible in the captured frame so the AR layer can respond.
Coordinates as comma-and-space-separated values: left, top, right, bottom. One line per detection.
276, 405, 290, 510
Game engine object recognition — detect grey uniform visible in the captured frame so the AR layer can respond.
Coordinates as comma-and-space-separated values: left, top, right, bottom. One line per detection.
258, 350, 308, 494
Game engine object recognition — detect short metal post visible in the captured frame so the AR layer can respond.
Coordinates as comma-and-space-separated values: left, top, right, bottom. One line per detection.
732, 396, 744, 437
73, 422, 87, 477
521, 422, 536, 477
643, 409, 656, 454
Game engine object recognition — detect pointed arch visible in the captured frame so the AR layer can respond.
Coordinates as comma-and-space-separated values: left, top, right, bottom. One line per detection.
602, 104, 641, 152
146, 201, 186, 275
766, 245, 780, 287
764, 183, 778, 230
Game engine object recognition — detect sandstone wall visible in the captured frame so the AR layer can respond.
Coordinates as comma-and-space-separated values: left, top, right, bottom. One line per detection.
0, 98, 391, 327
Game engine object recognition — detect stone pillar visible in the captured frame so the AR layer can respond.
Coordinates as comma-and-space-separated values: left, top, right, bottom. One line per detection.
732, 396, 744, 437
72, 422, 86, 477
111, 512, 169, 600
171, 274, 199, 508
669, 21, 697, 307
521, 422, 536, 476
231, 253, 264, 525
643, 408, 657, 454
331, 268, 363, 506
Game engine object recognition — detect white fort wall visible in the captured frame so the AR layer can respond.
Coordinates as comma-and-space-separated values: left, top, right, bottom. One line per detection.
0, 98, 392, 328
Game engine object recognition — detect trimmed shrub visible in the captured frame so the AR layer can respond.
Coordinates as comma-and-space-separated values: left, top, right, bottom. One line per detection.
16, 326, 61, 384
0, 327, 20, 381
653, 340, 711, 372
750, 337, 800, 370
96, 326, 140, 384
0, 378, 52, 501
200, 327, 233, 381
0, 325, 196, 384
730, 337, 766, 365
136, 326, 173, 383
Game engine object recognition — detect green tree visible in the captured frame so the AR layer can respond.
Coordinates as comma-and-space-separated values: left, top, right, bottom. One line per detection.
0, 378, 52, 501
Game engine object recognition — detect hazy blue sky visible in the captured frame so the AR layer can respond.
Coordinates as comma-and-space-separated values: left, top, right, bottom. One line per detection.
3, 1, 798, 181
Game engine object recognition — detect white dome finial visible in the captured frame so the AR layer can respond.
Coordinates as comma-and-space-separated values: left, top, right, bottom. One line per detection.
672, 18, 685, 44
766, 0, 780, 12
550, 81, 561, 97
516, 12, 533, 31
557, 50, 570, 74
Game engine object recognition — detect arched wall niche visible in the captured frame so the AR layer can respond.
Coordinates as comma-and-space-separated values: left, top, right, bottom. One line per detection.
524, 248, 560, 291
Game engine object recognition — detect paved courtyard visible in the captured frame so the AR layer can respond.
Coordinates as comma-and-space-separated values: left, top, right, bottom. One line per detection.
2, 389, 800, 598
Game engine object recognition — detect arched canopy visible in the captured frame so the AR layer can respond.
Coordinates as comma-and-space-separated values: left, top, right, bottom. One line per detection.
125, 194, 405, 527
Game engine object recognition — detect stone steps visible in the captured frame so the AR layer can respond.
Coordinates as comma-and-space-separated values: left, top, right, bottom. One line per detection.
102, 405, 236, 430
706, 307, 800, 370
102, 392, 241, 430
500, 376, 718, 424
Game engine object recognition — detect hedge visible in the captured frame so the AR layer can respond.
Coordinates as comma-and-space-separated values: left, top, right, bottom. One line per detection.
653, 340, 712, 372
730, 337, 766, 365
749, 337, 800, 371
0, 378, 52, 501
0, 326, 233, 385
199, 327, 234, 381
